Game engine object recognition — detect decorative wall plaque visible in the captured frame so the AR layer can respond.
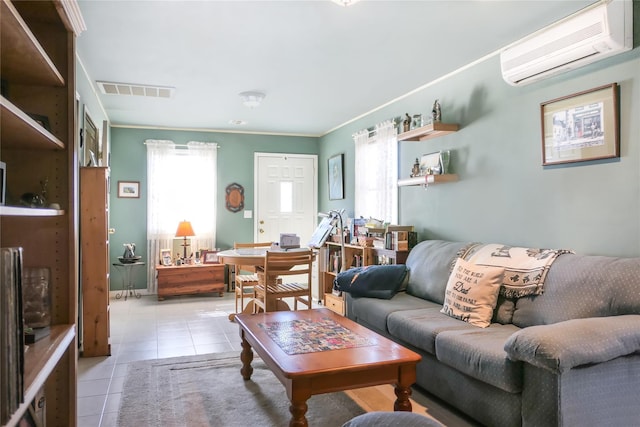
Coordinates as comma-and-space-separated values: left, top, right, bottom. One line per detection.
225, 182, 244, 212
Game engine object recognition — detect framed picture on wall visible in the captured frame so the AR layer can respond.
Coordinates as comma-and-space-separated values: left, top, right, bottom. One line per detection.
541, 83, 619, 166
328, 153, 344, 200
118, 181, 140, 198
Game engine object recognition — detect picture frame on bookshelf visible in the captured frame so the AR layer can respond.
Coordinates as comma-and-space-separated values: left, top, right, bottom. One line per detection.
160, 248, 172, 266
27, 113, 50, 132
202, 249, 220, 264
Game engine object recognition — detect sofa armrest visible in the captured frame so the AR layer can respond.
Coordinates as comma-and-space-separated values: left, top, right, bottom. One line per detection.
504, 315, 640, 373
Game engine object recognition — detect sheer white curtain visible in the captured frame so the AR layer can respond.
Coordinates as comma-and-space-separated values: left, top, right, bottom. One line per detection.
353, 120, 398, 223
146, 140, 217, 293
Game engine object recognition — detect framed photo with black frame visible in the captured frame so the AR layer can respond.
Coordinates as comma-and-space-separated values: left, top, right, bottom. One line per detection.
541, 83, 619, 166
328, 153, 344, 200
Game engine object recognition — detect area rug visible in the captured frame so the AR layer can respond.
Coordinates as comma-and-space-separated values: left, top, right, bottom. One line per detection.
117, 351, 365, 427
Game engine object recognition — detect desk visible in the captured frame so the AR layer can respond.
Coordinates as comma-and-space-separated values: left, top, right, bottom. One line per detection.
112, 262, 145, 301
156, 263, 225, 300
218, 248, 316, 321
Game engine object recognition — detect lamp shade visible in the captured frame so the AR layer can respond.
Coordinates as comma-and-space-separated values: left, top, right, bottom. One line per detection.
175, 220, 195, 237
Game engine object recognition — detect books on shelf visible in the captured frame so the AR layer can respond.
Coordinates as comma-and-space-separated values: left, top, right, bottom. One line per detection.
1, 247, 25, 425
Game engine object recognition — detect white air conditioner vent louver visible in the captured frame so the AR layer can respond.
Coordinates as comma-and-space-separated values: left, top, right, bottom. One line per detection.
500, 0, 632, 86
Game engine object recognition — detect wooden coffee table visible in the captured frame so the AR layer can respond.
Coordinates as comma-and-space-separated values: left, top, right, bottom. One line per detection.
235, 308, 421, 427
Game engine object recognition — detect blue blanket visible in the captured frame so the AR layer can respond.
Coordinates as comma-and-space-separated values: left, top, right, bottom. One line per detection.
334, 264, 408, 299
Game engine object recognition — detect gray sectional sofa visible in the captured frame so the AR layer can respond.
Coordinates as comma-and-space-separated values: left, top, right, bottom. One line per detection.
345, 240, 640, 427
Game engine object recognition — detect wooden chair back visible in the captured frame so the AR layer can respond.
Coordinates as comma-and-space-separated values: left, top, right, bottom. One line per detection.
233, 241, 272, 274
254, 249, 313, 312
262, 249, 313, 282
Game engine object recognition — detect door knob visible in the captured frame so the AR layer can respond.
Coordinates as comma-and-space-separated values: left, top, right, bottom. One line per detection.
259, 220, 264, 224
259, 229, 264, 233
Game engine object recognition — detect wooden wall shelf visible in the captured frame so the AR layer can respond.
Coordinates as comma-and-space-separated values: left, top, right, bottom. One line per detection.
398, 122, 459, 142
397, 174, 459, 187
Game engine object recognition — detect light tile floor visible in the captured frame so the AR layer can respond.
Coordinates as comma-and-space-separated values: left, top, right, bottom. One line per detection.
77, 292, 245, 427
77, 292, 473, 427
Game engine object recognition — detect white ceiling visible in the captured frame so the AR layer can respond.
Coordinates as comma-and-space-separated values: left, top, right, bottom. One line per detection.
76, 0, 596, 137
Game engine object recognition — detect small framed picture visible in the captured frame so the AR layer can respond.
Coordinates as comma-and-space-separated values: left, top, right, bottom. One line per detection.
160, 248, 172, 266
202, 249, 219, 264
118, 181, 140, 198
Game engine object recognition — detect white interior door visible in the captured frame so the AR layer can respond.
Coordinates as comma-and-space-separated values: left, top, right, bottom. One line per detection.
255, 153, 319, 299
255, 153, 317, 244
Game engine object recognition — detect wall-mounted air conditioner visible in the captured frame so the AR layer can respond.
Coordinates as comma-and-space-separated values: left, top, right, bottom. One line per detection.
500, 0, 633, 86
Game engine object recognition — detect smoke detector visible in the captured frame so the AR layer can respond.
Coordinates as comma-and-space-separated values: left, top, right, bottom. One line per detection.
239, 91, 265, 108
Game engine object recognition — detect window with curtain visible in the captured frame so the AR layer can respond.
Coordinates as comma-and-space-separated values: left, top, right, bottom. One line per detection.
353, 120, 398, 224
146, 140, 217, 293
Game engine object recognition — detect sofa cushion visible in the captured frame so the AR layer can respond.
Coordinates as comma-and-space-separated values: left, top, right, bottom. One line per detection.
440, 258, 503, 328
435, 324, 523, 393
334, 264, 408, 299
405, 240, 470, 304
387, 307, 477, 355
513, 254, 640, 327
346, 292, 435, 334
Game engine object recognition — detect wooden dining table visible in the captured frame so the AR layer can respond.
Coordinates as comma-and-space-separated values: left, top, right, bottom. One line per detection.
217, 247, 317, 321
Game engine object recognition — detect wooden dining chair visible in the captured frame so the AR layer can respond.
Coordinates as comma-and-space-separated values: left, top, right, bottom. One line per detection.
253, 249, 313, 313
233, 242, 272, 314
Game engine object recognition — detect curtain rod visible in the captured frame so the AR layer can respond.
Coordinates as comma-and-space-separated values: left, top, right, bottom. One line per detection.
355, 117, 400, 137
143, 142, 220, 148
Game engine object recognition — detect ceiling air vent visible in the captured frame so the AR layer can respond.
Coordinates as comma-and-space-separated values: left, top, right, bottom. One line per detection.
96, 81, 175, 98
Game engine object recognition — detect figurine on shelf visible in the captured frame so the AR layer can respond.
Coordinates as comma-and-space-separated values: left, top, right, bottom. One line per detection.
410, 158, 420, 177
403, 113, 411, 132
432, 100, 441, 122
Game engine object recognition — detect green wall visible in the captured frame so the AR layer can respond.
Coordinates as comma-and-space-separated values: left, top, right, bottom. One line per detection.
319, 48, 640, 258
108, 127, 318, 290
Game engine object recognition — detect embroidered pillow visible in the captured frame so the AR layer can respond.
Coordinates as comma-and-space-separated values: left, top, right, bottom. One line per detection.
441, 257, 504, 328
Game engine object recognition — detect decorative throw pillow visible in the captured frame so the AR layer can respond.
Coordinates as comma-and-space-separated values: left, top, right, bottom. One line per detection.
334, 264, 408, 299
440, 257, 504, 328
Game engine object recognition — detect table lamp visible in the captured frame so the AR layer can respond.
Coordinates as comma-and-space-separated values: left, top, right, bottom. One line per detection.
175, 220, 195, 259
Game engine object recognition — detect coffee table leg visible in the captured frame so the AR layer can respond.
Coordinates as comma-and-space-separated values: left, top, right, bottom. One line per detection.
289, 398, 308, 427
240, 334, 254, 380
393, 384, 413, 411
